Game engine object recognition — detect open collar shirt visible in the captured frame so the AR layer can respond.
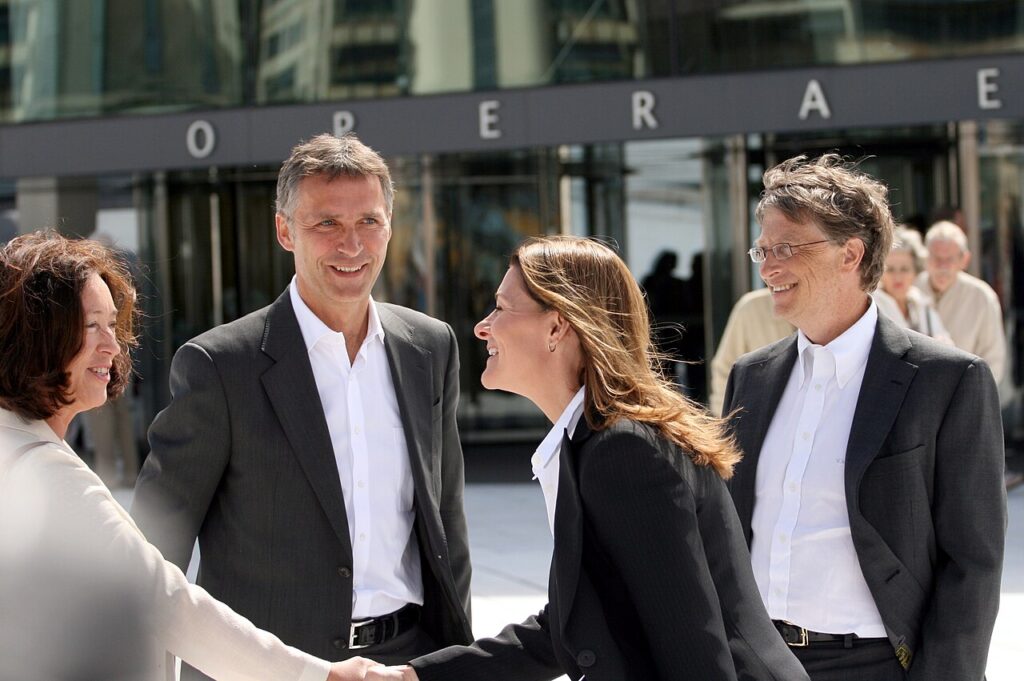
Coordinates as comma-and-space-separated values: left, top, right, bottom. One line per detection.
750, 302, 887, 637
531, 387, 586, 535
290, 278, 421, 618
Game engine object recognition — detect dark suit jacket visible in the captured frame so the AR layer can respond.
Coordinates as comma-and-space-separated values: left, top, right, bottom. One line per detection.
132, 291, 473, 671
413, 419, 808, 681
723, 313, 1006, 680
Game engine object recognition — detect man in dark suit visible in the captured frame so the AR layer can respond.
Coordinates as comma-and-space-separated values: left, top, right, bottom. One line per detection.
132, 133, 473, 678
723, 154, 1005, 681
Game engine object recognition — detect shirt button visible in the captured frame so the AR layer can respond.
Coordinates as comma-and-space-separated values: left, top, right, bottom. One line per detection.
357, 480, 365, 488
576, 650, 597, 667
337, 566, 352, 578
815, 383, 822, 391
802, 432, 811, 441
788, 482, 798, 493
354, 426, 362, 435
332, 638, 347, 649
779, 533, 788, 543
359, 533, 367, 541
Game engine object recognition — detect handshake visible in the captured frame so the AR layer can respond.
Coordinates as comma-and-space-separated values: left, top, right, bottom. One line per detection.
328, 659, 419, 681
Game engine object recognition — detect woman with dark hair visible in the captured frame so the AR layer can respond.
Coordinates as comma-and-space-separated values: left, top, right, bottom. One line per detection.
0, 231, 375, 681
369, 236, 806, 681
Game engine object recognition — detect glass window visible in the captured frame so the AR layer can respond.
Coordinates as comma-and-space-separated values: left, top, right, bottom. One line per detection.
3, 0, 1023, 122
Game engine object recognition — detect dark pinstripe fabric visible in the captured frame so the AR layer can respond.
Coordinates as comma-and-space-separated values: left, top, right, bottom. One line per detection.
413, 419, 808, 681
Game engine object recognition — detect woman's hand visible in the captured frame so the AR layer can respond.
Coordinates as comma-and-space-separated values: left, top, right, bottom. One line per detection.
364, 664, 419, 681
327, 656, 377, 680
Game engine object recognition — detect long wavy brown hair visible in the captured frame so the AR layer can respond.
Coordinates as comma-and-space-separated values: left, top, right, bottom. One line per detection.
512, 236, 740, 479
0, 230, 137, 421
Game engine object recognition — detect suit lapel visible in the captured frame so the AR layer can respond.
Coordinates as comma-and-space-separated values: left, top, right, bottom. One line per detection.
378, 306, 438, 505
844, 314, 916, 494
730, 337, 798, 539
552, 422, 589, 642
260, 291, 353, 553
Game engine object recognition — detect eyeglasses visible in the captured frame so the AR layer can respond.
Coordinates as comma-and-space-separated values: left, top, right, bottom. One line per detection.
747, 240, 831, 264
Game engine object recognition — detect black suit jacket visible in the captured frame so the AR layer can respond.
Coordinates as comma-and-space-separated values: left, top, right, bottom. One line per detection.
132, 291, 473, 672
413, 418, 808, 681
724, 313, 1006, 679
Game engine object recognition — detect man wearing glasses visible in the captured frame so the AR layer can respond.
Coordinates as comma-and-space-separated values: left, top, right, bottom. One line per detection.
723, 154, 1005, 681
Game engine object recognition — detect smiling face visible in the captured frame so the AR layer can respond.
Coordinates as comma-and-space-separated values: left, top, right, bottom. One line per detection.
275, 173, 391, 331
757, 207, 855, 339
881, 249, 917, 303
47, 273, 121, 437
474, 267, 559, 401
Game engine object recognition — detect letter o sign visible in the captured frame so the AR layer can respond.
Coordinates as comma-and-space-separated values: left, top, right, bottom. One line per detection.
186, 120, 216, 159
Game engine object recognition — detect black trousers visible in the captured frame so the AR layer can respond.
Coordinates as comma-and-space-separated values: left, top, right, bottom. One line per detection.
792, 639, 907, 681
356, 622, 439, 666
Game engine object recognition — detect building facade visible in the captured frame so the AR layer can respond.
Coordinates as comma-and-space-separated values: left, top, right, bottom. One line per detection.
2, 0, 1024, 442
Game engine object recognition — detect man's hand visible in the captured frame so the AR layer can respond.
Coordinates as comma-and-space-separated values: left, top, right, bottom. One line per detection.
327, 656, 377, 680
364, 664, 419, 681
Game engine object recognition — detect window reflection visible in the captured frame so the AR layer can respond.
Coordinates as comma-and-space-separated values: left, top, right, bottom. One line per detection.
0, 1, 1022, 121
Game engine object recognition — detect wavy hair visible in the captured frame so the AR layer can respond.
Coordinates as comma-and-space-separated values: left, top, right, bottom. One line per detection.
757, 154, 895, 291
0, 230, 137, 420
512, 236, 740, 479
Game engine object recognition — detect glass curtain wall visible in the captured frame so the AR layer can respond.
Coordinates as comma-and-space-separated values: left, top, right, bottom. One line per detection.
2, 1, 1023, 123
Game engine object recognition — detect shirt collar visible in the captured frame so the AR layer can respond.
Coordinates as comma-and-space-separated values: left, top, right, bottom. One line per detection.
533, 386, 586, 470
289, 276, 385, 354
795, 301, 877, 389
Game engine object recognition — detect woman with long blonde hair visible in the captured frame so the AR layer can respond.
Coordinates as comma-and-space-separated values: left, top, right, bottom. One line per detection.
369, 236, 806, 681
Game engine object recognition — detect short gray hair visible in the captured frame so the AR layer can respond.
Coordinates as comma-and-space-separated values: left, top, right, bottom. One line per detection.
275, 133, 394, 218
925, 220, 969, 253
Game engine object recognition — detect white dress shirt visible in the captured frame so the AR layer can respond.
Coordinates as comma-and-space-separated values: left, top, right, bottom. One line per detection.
750, 302, 887, 637
531, 387, 586, 535
290, 280, 421, 618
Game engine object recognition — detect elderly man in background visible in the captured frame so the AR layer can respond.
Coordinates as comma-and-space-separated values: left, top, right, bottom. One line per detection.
917, 220, 1006, 382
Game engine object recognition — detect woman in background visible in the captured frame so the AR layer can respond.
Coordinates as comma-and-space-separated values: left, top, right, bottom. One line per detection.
0, 231, 376, 681
873, 226, 952, 343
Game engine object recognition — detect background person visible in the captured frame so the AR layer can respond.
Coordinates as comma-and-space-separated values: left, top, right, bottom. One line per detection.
370, 236, 807, 681
725, 155, 1005, 680
0, 230, 374, 681
132, 133, 473, 679
917, 220, 1006, 381
872, 226, 951, 344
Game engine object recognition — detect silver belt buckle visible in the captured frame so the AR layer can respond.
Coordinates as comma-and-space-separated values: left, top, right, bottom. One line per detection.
349, 618, 375, 650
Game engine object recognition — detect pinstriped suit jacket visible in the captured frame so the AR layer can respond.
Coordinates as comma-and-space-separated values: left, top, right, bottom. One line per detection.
413, 418, 808, 681
132, 290, 473, 677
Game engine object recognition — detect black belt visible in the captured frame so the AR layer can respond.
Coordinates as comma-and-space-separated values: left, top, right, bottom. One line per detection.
348, 603, 421, 650
773, 620, 887, 648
